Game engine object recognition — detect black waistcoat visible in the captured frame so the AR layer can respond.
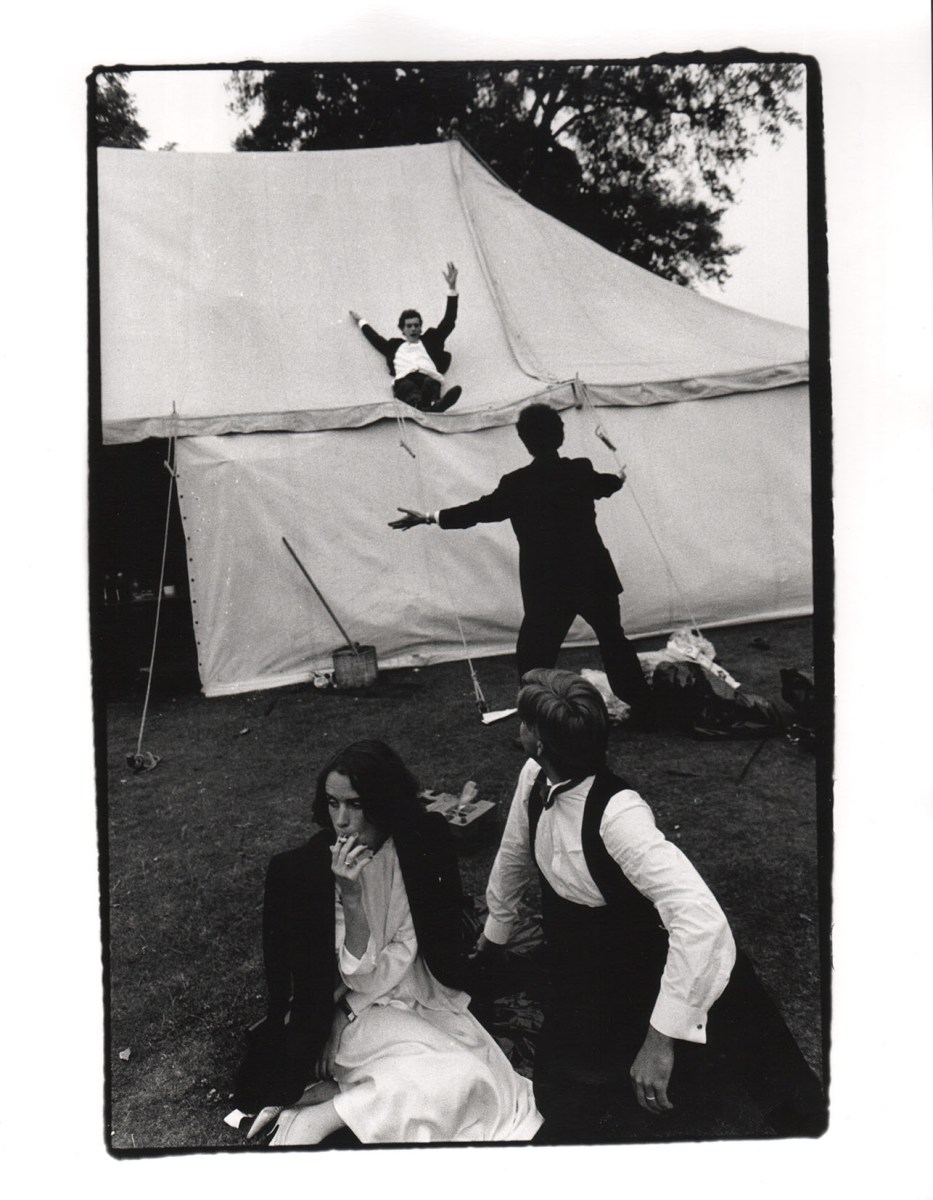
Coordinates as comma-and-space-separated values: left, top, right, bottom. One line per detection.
527, 768, 669, 1027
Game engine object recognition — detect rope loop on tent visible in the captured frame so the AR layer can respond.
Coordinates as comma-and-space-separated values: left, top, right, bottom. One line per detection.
594, 425, 618, 453
126, 412, 179, 772
576, 378, 702, 635
391, 395, 417, 458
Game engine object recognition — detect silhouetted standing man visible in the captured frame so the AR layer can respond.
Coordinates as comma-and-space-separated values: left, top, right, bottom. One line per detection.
391, 403, 652, 723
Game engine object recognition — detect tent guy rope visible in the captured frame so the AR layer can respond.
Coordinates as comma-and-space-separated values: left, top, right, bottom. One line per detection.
575, 379, 702, 634
396, 421, 495, 717
391, 395, 417, 458
126, 423, 179, 773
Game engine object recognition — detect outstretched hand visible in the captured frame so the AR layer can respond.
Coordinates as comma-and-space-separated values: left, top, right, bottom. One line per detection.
389, 507, 433, 531
348, 309, 361, 322
443, 261, 458, 289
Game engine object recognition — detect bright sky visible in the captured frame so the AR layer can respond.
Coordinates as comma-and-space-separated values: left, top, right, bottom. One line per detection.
126, 65, 810, 328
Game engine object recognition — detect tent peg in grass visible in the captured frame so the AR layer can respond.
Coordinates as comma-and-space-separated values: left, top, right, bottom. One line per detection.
468, 665, 518, 724
468, 664, 490, 716
126, 750, 161, 773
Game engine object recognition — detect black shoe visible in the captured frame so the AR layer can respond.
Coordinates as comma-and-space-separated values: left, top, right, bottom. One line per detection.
431, 385, 461, 412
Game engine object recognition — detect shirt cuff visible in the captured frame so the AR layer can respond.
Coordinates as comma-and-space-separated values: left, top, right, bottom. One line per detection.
649, 994, 711, 1044
339, 934, 377, 976
356, 317, 368, 328
342, 991, 362, 1019
447, 289, 458, 296
482, 915, 513, 945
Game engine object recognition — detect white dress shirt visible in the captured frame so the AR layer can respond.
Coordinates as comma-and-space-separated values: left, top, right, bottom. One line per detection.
355, 289, 457, 384
392, 338, 444, 382
484, 758, 736, 1043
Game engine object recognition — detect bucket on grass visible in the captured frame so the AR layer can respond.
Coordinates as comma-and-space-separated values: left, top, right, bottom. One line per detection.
332, 644, 378, 689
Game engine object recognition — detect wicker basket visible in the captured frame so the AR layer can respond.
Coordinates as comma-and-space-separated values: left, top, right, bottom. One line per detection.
332, 644, 378, 689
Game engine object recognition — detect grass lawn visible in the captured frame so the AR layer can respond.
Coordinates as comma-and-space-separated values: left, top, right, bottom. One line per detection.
102, 615, 826, 1151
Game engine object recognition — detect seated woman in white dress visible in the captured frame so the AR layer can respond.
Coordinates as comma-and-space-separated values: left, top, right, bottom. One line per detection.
232, 739, 542, 1146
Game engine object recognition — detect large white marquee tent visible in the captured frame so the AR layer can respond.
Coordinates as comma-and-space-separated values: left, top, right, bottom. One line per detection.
98, 140, 811, 697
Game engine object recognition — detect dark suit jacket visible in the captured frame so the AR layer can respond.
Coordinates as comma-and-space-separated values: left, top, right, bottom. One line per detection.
234, 811, 471, 1110
360, 294, 458, 376
438, 452, 624, 607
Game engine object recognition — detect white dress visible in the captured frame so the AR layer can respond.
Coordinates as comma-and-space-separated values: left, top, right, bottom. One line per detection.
302, 838, 541, 1144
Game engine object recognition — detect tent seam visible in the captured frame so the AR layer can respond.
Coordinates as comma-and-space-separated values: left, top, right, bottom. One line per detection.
446, 141, 555, 385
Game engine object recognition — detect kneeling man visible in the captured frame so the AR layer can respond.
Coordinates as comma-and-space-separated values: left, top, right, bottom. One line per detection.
475, 668, 825, 1139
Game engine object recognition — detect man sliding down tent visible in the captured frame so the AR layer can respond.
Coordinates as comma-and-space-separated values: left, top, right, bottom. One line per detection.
390, 403, 654, 728
349, 262, 462, 413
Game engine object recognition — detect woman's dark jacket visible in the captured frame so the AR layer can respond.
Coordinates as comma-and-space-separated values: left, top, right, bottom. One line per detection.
234, 811, 470, 1111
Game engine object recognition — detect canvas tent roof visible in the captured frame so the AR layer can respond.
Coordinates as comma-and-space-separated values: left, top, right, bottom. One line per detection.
98, 140, 808, 444
97, 140, 811, 697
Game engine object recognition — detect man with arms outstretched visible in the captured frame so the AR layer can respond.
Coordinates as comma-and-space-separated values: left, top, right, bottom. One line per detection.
391, 402, 652, 724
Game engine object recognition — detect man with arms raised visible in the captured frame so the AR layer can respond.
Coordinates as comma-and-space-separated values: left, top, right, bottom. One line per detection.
350, 261, 462, 412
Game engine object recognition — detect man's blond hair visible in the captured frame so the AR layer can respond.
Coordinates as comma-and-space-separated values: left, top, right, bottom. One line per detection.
518, 668, 608, 775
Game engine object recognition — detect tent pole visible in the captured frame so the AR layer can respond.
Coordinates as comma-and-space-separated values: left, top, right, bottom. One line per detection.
577, 378, 701, 634
282, 537, 360, 654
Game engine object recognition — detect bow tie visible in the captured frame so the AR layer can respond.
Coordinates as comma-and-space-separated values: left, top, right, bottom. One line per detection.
539, 775, 586, 810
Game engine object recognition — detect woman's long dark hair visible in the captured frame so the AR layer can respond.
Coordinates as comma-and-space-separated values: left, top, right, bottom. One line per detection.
313, 739, 469, 991
311, 739, 422, 840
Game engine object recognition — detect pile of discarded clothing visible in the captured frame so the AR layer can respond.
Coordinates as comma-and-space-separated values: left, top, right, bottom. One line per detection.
584, 628, 786, 739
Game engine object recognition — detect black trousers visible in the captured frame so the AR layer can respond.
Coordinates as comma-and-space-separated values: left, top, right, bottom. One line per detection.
393, 371, 441, 410
516, 589, 652, 716
532, 884, 827, 1142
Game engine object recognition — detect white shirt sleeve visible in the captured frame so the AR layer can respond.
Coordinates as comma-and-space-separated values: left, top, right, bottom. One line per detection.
336, 867, 418, 1016
600, 792, 736, 1044
483, 759, 539, 944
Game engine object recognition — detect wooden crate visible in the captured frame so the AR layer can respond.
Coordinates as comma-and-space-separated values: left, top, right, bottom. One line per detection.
422, 785, 497, 837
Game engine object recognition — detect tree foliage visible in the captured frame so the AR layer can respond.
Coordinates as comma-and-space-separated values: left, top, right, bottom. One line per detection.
95, 71, 148, 149
229, 61, 804, 286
